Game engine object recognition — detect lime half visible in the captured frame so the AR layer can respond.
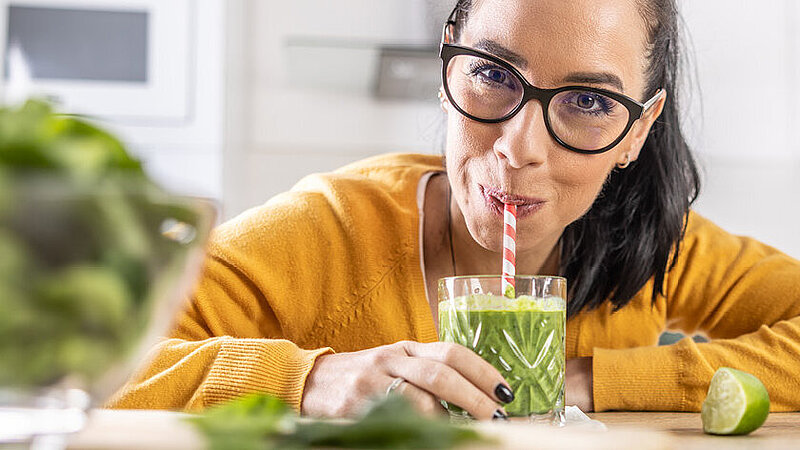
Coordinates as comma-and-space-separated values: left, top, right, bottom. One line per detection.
701, 367, 770, 435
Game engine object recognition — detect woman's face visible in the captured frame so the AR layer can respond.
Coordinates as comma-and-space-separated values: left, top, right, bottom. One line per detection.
444, 0, 665, 253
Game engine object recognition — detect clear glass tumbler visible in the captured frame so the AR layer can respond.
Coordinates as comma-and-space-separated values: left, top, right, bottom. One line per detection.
0, 177, 215, 445
438, 275, 566, 424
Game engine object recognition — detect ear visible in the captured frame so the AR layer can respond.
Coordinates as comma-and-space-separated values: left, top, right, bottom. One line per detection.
438, 87, 450, 113
623, 89, 667, 163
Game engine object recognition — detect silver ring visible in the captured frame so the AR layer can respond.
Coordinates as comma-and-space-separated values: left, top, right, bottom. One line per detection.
385, 377, 405, 396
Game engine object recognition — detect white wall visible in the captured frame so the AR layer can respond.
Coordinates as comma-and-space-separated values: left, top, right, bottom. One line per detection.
224, 0, 800, 258
122, 0, 225, 202
681, 0, 800, 258
222, 0, 444, 217
0, 1, 226, 202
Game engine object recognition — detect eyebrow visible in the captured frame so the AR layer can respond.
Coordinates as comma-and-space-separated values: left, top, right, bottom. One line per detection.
562, 72, 625, 92
474, 39, 528, 70
473, 38, 625, 92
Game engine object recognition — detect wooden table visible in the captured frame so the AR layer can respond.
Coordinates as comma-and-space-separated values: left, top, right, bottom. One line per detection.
64, 410, 800, 449
589, 412, 800, 449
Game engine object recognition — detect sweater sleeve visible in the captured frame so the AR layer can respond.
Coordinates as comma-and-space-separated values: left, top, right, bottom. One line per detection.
592, 212, 800, 412
106, 249, 333, 412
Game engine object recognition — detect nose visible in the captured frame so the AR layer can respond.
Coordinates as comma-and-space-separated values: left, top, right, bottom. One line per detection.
492, 100, 550, 169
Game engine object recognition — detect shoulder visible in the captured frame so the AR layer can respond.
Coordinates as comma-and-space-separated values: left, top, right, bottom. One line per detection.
681, 211, 774, 255
207, 153, 443, 276
318, 152, 445, 198
675, 210, 797, 272
681, 211, 735, 247
333, 152, 444, 178
195, 153, 442, 337
214, 153, 442, 239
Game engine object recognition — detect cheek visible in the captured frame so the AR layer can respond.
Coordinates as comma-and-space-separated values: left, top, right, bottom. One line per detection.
550, 154, 615, 220
444, 113, 496, 188
445, 113, 491, 159
444, 114, 506, 247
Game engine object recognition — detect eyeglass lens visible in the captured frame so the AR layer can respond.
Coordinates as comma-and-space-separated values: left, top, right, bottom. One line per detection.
445, 54, 631, 152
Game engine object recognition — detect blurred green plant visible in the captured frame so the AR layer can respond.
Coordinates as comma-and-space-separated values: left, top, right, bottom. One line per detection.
189, 394, 490, 450
0, 99, 206, 390
0, 99, 142, 178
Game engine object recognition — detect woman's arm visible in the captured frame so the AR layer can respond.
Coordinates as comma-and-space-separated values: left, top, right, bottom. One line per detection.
108, 337, 331, 411
109, 185, 515, 417
107, 252, 334, 411
108, 253, 514, 419
592, 212, 800, 411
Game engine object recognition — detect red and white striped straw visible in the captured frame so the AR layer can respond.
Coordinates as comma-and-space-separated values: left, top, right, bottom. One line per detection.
502, 203, 517, 298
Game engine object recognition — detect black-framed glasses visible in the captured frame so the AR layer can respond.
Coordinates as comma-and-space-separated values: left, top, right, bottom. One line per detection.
438, 11, 663, 154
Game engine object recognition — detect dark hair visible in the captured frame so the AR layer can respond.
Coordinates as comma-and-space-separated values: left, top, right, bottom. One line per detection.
449, 0, 701, 318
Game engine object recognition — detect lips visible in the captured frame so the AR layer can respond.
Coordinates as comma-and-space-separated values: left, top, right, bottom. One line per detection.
480, 185, 545, 219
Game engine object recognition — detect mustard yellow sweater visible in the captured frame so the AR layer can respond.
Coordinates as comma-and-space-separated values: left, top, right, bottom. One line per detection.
109, 153, 800, 412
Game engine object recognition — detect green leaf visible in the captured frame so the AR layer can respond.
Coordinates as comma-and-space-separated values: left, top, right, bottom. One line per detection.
188, 394, 294, 450
188, 394, 491, 450
293, 396, 485, 449
0, 99, 145, 177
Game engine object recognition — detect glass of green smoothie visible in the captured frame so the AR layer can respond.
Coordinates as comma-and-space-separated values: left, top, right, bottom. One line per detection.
438, 275, 566, 424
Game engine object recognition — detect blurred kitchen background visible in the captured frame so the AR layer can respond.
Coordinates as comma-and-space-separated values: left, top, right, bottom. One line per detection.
0, 0, 798, 259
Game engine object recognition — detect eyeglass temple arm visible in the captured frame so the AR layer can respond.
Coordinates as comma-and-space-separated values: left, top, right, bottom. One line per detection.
641, 88, 664, 115
441, 4, 459, 45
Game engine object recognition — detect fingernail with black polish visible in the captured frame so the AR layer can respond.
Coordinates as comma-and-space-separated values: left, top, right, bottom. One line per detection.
495, 384, 515, 404
492, 409, 508, 421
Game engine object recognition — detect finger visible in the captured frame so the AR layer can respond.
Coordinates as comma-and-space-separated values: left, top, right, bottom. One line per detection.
399, 341, 513, 404
386, 356, 503, 421
385, 376, 446, 417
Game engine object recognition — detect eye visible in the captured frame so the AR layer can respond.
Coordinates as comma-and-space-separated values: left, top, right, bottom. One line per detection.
576, 94, 596, 109
561, 90, 616, 116
480, 67, 508, 84
467, 62, 518, 90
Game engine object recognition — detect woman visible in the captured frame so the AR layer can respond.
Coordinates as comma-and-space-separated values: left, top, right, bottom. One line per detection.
110, 0, 800, 420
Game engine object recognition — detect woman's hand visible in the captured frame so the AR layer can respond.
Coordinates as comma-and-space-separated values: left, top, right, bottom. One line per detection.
565, 357, 594, 411
301, 340, 514, 420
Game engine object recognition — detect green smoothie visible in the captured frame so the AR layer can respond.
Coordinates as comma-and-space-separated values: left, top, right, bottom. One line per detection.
438, 294, 566, 418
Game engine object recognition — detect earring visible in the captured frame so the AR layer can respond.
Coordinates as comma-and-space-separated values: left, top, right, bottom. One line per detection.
617, 153, 631, 169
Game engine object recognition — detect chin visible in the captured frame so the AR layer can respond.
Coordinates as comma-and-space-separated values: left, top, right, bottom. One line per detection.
465, 217, 504, 253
